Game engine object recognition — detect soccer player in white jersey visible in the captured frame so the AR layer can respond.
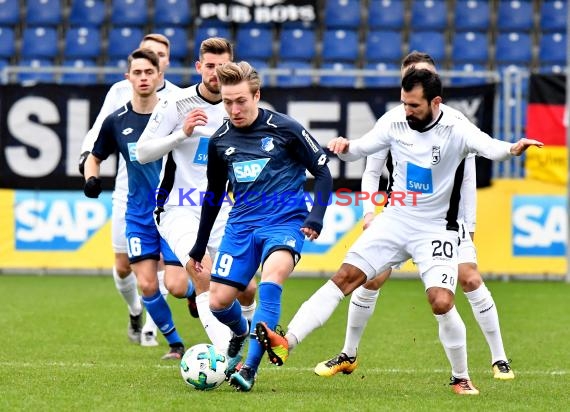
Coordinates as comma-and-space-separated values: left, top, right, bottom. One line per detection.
315, 52, 515, 381
256, 68, 543, 395
137, 38, 257, 356
78, 34, 180, 347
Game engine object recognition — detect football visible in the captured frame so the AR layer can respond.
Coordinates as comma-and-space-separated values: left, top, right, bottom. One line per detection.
180, 343, 228, 390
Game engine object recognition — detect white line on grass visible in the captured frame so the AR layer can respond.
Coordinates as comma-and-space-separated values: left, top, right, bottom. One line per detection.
0, 361, 567, 376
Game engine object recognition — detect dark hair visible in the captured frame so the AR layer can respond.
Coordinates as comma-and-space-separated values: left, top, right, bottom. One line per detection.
401, 51, 436, 70
199, 37, 234, 61
401, 68, 442, 103
127, 48, 160, 71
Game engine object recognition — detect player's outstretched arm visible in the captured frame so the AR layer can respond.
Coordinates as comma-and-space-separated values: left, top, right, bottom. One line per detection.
510, 138, 544, 156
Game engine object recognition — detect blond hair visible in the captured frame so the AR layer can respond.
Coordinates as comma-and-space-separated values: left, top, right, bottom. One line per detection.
215, 61, 261, 94
140, 33, 170, 51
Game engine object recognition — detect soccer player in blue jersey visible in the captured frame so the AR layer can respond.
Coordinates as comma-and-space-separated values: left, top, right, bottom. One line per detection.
83, 48, 188, 360
188, 61, 333, 391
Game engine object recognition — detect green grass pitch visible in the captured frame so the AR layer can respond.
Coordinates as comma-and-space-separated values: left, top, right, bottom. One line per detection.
1, 275, 569, 411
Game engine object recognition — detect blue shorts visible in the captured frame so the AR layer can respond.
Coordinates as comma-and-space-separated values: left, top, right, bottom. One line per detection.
125, 218, 179, 265
211, 222, 305, 290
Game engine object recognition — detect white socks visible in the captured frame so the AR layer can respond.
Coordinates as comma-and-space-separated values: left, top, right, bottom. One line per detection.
435, 306, 469, 380
342, 286, 380, 358
240, 300, 257, 322
196, 291, 231, 352
287, 280, 345, 348
112, 267, 141, 316
465, 283, 507, 364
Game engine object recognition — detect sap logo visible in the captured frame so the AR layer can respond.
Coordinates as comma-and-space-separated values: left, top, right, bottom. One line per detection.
512, 195, 566, 256
15, 191, 112, 250
232, 158, 269, 182
302, 193, 362, 254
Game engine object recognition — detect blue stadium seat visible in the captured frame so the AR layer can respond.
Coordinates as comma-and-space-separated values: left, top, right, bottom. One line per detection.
0, 26, 15, 59
365, 30, 402, 63
410, 0, 448, 31
235, 27, 273, 61
408, 31, 446, 63
279, 28, 316, 61
156, 27, 188, 60
538, 32, 567, 64
368, 0, 405, 30
26, 0, 62, 26
60, 59, 98, 84
275, 60, 313, 87
0, 0, 20, 25
540, 1, 567, 32
451, 31, 489, 64
324, 0, 361, 29
21, 27, 59, 59
320, 62, 357, 87
194, 26, 232, 59
64, 27, 102, 59
449, 63, 488, 86
453, 0, 491, 31
247, 59, 270, 84
17, 58, 56, 83
495, 32, 532, 65
104, 57, 128, 84
496, 0, 534, 32
107, 27, 144, 59
321, 29, 359, 62
111, 0, 148, 26
68, 0, 106, 27
363, 62, 400, 87
154, 0, 191, 26
538, 64, 566, 74
167, 58, 185, 86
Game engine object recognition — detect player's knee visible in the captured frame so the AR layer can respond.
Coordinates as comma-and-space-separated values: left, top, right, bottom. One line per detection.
331, 263, 367, 295
138, 277, 159, 296
114, 255, 131, 277
458, 263, 482, 292
427, 288, 454, 315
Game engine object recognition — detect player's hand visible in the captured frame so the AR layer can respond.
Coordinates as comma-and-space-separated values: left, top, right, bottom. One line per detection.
189, 257, 203, 273
363, 212, 375, 230
510, 138, 543, 156
183, 108, 208, 136
327, 137, 349, 154
301, 227, 319, 241
78, 151, 90, 176
83, 176, 102, 198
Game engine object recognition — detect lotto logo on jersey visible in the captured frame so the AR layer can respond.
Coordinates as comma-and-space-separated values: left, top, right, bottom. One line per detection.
14, 190, 112, 250
512, 195, 566, 256
232, 158, 270, 182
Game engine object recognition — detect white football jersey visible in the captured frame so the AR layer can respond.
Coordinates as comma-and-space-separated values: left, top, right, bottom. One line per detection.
139, 84, 227, 211
81, 79, 180, 201
341, 103, 512, 229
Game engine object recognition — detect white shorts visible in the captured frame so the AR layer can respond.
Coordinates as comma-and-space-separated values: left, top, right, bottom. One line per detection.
345, 209, 459, 293
458, 221, 477, 265
156, 206, 229, 267
111, 198, 128, 254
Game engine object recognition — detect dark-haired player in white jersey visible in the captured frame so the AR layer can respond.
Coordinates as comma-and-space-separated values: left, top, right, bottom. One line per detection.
315, 52, 515, 381
137, 38, 257, 360
78, 34, 180, 347
257, 68, 543, 395
188, 61, 333, 392
83, 48, 188, 360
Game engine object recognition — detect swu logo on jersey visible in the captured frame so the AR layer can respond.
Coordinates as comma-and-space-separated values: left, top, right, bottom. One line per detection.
406, 162, 433, 193
261, 137, 274, 152
193, 137, 209, 165
233, 158, 270, 182
431, 145, 441, 165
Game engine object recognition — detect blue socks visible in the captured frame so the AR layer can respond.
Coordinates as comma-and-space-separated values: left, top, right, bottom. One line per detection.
141, 290, 182, 345
212, 299, 248, 336
185, 279, 195, 298
245, 281, 282, 372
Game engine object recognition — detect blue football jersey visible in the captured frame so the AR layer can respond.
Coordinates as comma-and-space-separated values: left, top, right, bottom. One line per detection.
92, 102, 160, 226
208, 108, 329, 227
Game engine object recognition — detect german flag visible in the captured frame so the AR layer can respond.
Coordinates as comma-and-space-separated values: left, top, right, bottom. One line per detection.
525, 74, 566, 185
